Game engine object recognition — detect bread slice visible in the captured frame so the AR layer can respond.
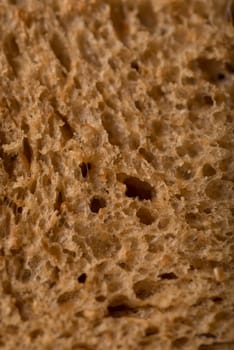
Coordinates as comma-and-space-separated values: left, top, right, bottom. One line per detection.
0, 0, 233, 349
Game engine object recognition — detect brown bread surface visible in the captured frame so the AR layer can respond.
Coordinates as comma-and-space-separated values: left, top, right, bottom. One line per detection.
0, 1, 233, 349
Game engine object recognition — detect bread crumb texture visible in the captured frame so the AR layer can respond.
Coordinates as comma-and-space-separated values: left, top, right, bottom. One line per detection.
0, 0, 233, 349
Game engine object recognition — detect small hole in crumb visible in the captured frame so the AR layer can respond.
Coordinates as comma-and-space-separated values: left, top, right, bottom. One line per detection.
95, 295, 106, 302
212, 296, 223, 303
20, 269, 32, 283
172, 337, 188, 348
188, 93, 214, 110
138, 0, 157, 32
118, 262, 130, 270
226, 62, 234, 73
23, 138, 32, 165
90, 196, 106, 213
139, 147, 154, 163
78, 273, 87, 283
148, 86, 164, 101
101, 111, 124, 146
198, 333, 215, 339
202, 163, 216, 177
159, 272, 177, 280
134, 100, 143, 111
107, 296, 136, 318
203, 95, 214, 105
176, 162, 194, 180
176, 104, 184, 110
217, 73, 225, 81
50, 32, 71, 72
131, 61, 140, 71
80, 162, 91, 178
133, 279, 158, 300
17, 207, 23, 214
145, 326, 158, 336
54, 191, 63, 211
29, 328, 43, 340
109, 1, 129, 45
205, 180, 225, 200
57, 291, 79, 304
185, 212, 203, 229
158, 217, 169, 230
128, 71, 138, 80
136, 207, 155, 225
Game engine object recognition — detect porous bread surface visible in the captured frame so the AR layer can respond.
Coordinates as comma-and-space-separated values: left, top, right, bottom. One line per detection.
0, 0, 234, 349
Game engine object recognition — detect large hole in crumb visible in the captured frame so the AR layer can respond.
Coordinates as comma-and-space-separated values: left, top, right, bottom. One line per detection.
136, 207, 155, 225
133, 279, 158, 300
118, 175, 155, 201
124, 177, 154, 200
90, 196, 106, 213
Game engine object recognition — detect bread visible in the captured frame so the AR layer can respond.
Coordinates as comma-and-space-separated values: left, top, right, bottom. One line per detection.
0, 0, 233, 349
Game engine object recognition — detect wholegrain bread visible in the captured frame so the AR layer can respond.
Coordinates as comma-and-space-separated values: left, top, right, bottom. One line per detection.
0, 0, 234, 349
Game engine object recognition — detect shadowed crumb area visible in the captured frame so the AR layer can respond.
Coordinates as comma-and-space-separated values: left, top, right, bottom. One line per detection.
0, 0, 233, 349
